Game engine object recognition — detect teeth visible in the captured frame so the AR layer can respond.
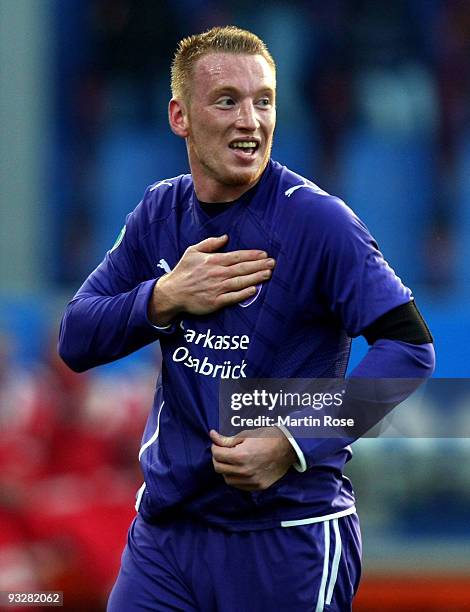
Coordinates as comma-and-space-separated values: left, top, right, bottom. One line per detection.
231, 141, 257, 148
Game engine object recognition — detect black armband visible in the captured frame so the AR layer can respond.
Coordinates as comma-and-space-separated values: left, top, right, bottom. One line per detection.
362, 301, 433, 346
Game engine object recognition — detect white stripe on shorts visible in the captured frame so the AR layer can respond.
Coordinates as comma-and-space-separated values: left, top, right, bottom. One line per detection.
315, 521, 330, 612
280, 504, 356, 527
326, 518, 342, 605
281, 509, 351, 611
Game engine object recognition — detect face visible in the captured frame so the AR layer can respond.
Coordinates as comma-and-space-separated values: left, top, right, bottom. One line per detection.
169, 53, 276, 202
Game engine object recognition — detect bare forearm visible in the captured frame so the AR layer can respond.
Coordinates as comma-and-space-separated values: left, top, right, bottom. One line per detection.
147, 274, 182, 327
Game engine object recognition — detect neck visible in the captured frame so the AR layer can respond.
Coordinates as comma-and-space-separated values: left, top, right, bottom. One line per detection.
193, 180, 258, 203
190, 160, 268, 203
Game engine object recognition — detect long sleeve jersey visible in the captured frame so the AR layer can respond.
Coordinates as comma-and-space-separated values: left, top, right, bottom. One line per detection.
59, 160, 434, 530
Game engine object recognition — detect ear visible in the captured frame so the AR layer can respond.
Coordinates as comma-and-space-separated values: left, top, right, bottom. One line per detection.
169, 98, 189, 138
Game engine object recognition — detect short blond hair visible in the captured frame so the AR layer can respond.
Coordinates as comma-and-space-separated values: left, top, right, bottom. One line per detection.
171, 26, 276, 103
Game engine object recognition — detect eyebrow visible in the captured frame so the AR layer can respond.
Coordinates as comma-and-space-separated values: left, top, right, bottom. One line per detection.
211, 85, 275, 98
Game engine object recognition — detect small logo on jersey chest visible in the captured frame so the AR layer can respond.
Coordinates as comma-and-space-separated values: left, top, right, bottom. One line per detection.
157, 258, 171, 274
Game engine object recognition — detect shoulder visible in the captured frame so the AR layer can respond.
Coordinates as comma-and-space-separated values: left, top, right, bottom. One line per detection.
110, 173, 191, 250
270, 161, 363, 235
141, 173, 193, 222
124, 173, 192, 236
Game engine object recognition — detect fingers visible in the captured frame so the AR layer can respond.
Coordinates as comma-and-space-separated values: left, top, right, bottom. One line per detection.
212, 458, 269, 491
194, 235, 268, 264
195, 235, 229, 253
212, 459, 246, 476
222, 269, 272, 293
224, 257, 275, 278
215, 286, 259, 308
193, 236, 273, 269
215, 256, 275, 300
211, 444, 243, 465
178, 237, 275, 315
216, 249, 268, 266
209, 429, 242, 448
210, 430, 246, 465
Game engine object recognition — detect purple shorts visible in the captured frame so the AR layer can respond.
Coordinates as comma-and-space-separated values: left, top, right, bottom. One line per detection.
107, 510, 361, 611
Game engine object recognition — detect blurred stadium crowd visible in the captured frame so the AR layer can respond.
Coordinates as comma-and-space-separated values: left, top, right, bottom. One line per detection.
0, 332, 159, 608
51, 0, 470, 292
1, 1, 470, 610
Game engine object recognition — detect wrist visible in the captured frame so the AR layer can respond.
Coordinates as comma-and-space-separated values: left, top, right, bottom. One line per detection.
148, 274, 182, 326
273, 427, 297, 466
283, 437, 297, 466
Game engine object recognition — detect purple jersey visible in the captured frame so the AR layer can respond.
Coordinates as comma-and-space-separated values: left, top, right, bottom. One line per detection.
59, 160, 412, 530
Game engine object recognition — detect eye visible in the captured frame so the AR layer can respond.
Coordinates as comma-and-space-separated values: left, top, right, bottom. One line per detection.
257, 97, 272, 107
216, 97, 236, 108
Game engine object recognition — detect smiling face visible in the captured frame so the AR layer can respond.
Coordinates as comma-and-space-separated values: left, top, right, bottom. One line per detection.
169, 53, 276, 202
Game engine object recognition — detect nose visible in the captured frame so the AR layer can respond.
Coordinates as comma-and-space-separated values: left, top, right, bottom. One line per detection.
235, 100, 259, 130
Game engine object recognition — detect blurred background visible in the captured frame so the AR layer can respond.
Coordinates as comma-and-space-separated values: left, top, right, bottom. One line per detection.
1, 0, 469, 610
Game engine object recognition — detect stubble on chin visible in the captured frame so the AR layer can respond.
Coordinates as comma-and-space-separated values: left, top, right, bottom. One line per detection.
201, 156, 262, 188
189, 138, 272, 193
221, 150, 272, 188
219, 168, 260, 187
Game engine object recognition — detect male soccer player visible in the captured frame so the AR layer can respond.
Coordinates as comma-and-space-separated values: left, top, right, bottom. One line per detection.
59, 26, 435, 611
